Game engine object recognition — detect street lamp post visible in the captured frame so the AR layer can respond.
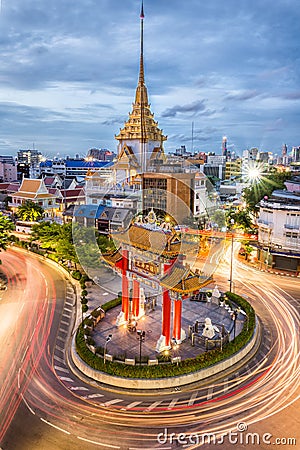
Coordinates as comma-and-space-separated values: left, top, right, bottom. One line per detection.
171, 338, 179, 365
230, 307, 247, 339
231, 310, 238, 340
104, 334, 112, 364
229, 218, 235, 293
137, 330, 146, 365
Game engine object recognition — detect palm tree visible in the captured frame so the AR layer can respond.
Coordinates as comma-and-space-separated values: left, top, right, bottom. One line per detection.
17, 200, 44, 222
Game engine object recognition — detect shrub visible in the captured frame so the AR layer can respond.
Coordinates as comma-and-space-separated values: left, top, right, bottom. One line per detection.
91, 309, 102, 318
85, 336, 95, 346
81, 289, 88, 297
72, 270, 82, 280
82, 304, 88, 313
81, 297, 88, 305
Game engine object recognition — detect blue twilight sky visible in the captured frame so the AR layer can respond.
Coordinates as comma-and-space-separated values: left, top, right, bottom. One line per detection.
0, 0, 299, 158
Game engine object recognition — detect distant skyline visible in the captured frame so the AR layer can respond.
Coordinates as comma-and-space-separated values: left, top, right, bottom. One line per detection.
0, 0, 299, 158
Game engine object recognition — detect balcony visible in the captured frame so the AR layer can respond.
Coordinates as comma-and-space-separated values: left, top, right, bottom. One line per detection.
284, 224, 300, 230
257, 219, 273, 229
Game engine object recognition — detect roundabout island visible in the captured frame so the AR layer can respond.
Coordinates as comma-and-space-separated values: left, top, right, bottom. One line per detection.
71, 213, 257, 390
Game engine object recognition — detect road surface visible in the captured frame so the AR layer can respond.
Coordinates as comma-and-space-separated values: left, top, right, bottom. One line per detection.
0, 247, 299, 449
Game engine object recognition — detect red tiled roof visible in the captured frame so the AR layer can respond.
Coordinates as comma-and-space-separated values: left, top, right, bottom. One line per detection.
43, 177, 56, 185
60, 189, 85, 198
48, 188, 61, 195
0, 182, 20, 192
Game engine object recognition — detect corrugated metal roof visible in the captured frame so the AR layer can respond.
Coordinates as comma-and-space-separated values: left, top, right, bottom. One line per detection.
73, 204, 105, 218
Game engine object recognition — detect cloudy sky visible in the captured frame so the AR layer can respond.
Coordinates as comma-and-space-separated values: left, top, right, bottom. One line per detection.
0, 0, 299, 158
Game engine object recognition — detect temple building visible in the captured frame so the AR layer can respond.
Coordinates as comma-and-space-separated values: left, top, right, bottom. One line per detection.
113, 2, 167, 183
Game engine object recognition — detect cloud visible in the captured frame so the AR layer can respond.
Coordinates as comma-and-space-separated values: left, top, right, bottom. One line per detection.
102, 118, 126, 126
0, 0, 299, 156
277, 92, 300, 100
225, 90, 261, 101
161, 100, 208, 118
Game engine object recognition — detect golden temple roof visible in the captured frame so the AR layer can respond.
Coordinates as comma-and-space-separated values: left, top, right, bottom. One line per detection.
160, 265, 213, 294
115, 4, 167, 145
112, 223, 181, 256
102, 251, 122, 267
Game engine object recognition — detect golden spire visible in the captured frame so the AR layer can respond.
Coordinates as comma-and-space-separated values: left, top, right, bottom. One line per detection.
139, 1, 145, 85
135, 0, 148, 106
115, 1, 167, 145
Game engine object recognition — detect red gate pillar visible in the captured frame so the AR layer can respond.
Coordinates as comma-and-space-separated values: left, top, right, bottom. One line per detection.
132, 279, 140, 318
162, 289, 171, 348
173, 299, 182, 342
122, 249, 129, 322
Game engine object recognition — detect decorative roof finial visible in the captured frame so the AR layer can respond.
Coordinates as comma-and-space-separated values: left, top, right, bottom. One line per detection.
139, 1, 145, 87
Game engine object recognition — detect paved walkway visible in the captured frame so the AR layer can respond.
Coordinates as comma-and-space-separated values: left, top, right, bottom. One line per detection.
85, 283, 245, 361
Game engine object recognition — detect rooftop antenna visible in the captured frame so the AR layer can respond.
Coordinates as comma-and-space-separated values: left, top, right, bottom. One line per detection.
191, 121, 194, 153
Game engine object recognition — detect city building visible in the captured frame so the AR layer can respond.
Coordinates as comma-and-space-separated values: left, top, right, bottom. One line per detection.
73, 204, 105, 228
86, 148, 116, 162
291, 146, 300, 163
257, 178, 300, 273
243, 148, 259, 161
39, 158, 113, 179
39, 159, 66, 176
17, 149, 43, 178
141, 171, 194, 222
0, 182, 20, 209
203, 155, 226, 181
225, 158, 242, 180
0, 156, 17, 182
222, 136, 228, 159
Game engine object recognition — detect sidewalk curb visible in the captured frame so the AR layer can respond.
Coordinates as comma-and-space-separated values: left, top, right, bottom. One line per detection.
238, 258, 300, 278
69, 318, 261, 391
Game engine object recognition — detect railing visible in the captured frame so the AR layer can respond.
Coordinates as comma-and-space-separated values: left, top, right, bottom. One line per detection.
284, 224, 300, 230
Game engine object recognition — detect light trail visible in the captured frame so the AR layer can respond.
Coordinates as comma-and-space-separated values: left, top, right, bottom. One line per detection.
1, 248, 299, 449
0, 250, 57, 442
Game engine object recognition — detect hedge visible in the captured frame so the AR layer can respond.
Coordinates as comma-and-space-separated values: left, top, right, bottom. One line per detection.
100, 296, 122, 312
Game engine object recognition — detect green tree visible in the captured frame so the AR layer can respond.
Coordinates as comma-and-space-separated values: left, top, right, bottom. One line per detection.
226, 208, 254, 232
97, 234, 117, 254
0, 213, 14, 253
30, 221, 61, 250
31, 221, 79, 267
210, 209, 226, 229
17, 200, 44, 222
56, 223, 79, 265
244, 244, 254, 261
243, 169, 290, 214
